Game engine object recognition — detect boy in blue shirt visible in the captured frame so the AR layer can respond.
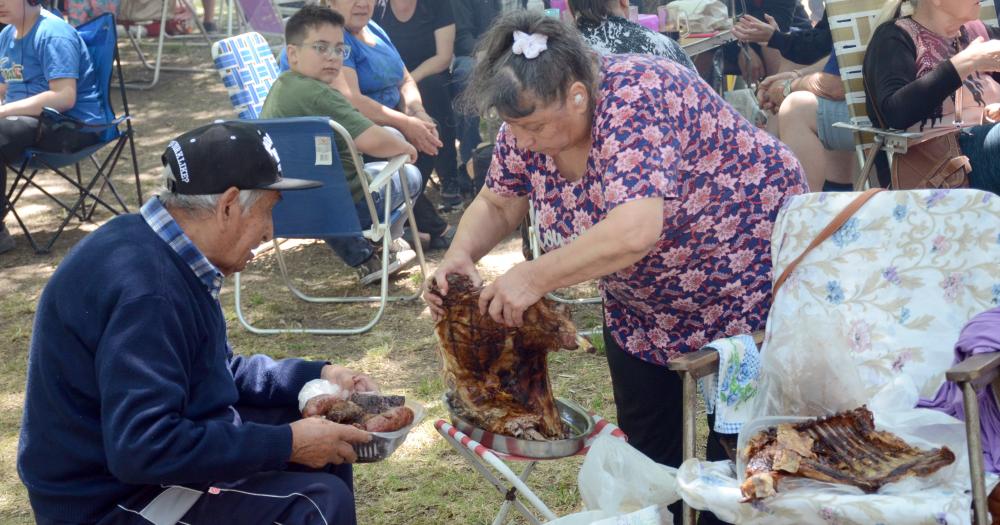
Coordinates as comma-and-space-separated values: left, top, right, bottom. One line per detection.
0, 0, 105, 254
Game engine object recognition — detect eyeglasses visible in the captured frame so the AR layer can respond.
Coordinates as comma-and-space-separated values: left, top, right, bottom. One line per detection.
298, 41, 351, 60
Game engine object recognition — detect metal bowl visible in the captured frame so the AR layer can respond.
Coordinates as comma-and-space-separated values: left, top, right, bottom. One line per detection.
445, 396, 594, 459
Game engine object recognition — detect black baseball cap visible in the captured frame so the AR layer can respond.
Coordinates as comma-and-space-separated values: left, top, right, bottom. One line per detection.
161, 121, 322, 195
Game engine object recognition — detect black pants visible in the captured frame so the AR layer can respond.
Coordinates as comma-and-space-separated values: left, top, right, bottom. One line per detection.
412, 150, 449, 238
604, 327, 731, 525
80, 404, 355, 525
416, 71, 461, 195
0, 115, 101, 222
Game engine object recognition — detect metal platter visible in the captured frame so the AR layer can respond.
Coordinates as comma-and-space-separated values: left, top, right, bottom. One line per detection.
445, 396, 594, 459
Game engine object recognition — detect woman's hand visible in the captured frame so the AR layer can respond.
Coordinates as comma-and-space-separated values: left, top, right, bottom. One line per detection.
402, 115, 443, 156
951, 37, 1000, 78
758, 71, 796, 111
478, 261, 544, 327
733, 14, 779, 44
986, 103, 1000, 123
423, 251, 482, 321
321, 365, 379, 393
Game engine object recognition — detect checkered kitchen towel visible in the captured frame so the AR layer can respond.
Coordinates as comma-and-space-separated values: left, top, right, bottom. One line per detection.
697, 334, 762, 435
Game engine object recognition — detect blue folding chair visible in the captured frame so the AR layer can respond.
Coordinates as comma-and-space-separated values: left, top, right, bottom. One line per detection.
211, 32, 279, 120
233, 117, 428, 335
4, 13, 141, 254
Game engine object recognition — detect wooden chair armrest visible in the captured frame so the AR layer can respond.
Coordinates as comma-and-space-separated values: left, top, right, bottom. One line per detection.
945, 352, 1000, 387
667, 348, 719, 380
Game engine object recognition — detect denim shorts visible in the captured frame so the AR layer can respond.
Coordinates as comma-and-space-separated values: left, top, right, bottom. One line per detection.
958, 123, 1000, 195
816, 96, 855, 151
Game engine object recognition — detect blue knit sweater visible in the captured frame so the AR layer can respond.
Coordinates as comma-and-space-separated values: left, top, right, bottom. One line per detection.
17, 214, 326, 523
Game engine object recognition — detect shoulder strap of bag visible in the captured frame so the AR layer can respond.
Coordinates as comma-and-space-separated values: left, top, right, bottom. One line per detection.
772, 188, 885, 296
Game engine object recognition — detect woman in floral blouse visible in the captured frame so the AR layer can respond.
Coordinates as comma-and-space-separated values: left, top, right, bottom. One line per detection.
422, 12, 807, 521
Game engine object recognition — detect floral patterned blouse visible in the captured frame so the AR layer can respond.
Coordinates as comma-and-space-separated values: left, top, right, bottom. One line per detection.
486, 54, 808, 365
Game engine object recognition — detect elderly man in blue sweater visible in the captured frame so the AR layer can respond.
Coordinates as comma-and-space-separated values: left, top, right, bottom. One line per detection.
17, 121, 377, 525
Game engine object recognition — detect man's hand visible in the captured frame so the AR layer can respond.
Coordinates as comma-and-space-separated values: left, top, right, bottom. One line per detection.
289, 417, 371, 468
321, 365, 378, 393
733, 14, 779, 44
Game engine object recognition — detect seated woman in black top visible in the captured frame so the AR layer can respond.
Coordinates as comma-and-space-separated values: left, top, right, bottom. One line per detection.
377, 0, 465, 210
864, 0, 1000, 193
568, 0, 694, 70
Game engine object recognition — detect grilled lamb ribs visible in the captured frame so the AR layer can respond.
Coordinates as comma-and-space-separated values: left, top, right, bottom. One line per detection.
431, 273, 580, 440
741, 406, 955, 501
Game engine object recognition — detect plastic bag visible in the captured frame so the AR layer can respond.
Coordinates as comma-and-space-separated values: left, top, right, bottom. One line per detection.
751, 315, 872, 419
665, 0, 732, 33
297, 378, 347, 412
724, 88, 768, 128
550, 434, 677, 524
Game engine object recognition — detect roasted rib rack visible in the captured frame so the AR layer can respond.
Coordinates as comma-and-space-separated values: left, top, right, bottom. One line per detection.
741, 406, 956, 501
431, 274, 580, 440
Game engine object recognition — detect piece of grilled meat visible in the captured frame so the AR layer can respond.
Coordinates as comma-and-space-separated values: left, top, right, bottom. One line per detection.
741, 406, 955, 500
431, 273, 580, 440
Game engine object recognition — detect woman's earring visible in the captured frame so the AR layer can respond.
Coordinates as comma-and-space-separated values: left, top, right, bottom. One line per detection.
574, 94, 584, 105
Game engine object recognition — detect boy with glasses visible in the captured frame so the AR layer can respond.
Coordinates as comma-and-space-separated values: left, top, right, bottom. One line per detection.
262, 5, 423, 285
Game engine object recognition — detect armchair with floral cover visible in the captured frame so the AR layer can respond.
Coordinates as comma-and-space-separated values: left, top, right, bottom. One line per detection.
673, 189, 1000, 525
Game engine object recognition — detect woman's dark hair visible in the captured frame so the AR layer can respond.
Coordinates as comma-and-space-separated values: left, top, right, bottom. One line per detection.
567, 0, 615, 25
285, 4, 345, 45
460, 10, 599, 120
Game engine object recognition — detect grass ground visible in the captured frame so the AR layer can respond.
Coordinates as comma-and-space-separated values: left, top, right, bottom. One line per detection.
0, 36, 704, 524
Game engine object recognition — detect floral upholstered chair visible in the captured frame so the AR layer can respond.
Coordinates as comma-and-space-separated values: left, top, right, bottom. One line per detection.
676, 189, 1000, 525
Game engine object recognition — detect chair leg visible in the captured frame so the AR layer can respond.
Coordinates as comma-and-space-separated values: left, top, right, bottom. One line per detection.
493, 462, 541, 525
855, 136, 884, 191
126, 130, 143, 205
123, 0, 170, 90
6, 200, 43, 254
681, 370, 698, 525
961, 380, 990, 525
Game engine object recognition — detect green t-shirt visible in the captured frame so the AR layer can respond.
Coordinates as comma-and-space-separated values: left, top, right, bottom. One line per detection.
261, 71, 374, 202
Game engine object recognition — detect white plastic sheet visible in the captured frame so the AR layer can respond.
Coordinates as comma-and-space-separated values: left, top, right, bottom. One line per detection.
547, 435, 678, 525
678, 378, 977, 525
751, 315, 871, 420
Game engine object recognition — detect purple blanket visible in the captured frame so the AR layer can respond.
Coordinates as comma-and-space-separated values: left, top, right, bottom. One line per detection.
919, 306, 1000, 473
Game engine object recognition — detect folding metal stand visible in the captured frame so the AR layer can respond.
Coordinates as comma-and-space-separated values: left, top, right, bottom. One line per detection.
434, 416, 625, 525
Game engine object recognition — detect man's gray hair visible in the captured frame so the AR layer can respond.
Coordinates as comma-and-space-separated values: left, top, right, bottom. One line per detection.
156, 165, 266, 215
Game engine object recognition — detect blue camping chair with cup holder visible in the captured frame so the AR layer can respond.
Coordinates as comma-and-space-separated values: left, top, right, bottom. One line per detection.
3, 13, 142, 254
233, 117, 428, 335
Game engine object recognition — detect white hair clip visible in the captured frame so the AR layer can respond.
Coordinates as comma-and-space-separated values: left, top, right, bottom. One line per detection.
512, 31, 548, 59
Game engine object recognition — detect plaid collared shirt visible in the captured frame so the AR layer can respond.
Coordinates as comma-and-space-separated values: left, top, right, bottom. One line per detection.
141, 197, 225, 301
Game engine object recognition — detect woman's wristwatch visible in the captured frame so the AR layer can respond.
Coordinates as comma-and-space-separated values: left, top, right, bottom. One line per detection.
782, 78, 795, 98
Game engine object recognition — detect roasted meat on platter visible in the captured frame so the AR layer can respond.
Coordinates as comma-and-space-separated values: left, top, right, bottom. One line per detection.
740, 406, 955, 501
431, 273, 581, 440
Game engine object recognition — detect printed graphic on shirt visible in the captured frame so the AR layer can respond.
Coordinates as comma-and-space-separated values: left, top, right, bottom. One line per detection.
0, 57, 24, 83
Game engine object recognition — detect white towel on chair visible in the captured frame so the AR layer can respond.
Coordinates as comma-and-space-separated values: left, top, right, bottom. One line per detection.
697, 334, 761, 435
